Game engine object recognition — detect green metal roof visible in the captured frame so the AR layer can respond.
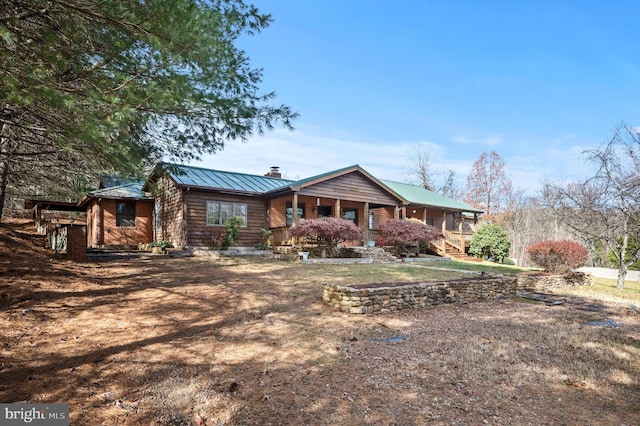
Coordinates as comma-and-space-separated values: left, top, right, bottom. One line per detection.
380, 180, 483, 213
162, 163, 296, 193
87, 181, 152, 200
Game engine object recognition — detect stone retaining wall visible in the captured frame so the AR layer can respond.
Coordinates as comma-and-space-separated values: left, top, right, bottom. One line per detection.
322, 272, 592, 314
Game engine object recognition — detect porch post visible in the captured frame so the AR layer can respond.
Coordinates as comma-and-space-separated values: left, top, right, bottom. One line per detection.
292, 193, 299, 224
441, 210, 447, 254
363, 202, 369, 244
335, 199, 341, 218
291, 193, 299, 245
422, 207, 427, 223
459, 213, 464, 251
394, 206, 399, 220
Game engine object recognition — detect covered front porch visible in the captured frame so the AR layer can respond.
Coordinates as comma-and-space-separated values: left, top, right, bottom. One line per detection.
267, 193, 400, 247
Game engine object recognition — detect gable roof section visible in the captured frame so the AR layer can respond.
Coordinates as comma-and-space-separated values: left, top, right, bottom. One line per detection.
265, 165, 407, 203
79, 181, 152, 206
380, 180, 483, 213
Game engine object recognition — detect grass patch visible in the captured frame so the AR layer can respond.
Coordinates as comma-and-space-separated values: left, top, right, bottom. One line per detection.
562, 276, 640, 305
438, 259, 534, 274
298, 263, 474, 284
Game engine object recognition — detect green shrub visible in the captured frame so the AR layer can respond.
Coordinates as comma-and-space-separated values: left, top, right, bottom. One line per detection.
222, 217, 244, 249
502, 257, 515, 266
208, 227, 227, 249
150, 241, 173, 249
257, 228, 273, 249
469, 223, 510, 262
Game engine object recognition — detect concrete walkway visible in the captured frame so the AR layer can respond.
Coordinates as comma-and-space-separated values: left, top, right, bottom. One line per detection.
576, 267, 640, 281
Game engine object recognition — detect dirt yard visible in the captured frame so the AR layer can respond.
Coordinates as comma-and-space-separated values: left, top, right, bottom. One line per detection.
1, 220, 639, 425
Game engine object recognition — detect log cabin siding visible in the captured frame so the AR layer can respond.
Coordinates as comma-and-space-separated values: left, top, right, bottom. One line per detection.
183, 190, 267, 248
297, 172, 400, 205
401, 206, 452, 230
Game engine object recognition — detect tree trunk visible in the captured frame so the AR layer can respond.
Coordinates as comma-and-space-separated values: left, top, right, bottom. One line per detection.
0, 157, 9, 221
617, 232, 629, 289
617, 262, 628, 289
0, 123, 8, 221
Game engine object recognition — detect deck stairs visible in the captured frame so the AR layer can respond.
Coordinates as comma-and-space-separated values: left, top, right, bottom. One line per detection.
431, 236, 483, 263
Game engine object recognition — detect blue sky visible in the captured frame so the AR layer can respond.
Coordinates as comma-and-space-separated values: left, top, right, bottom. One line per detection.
195, 0, 640, 196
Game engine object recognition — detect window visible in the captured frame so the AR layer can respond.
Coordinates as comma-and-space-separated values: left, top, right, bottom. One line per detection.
342, 207, 358, 225
317, 205, 332, 217
427, 218, 434, 227
207, 202, 247, 226
116, 202, 136, 227
286, 201, 305, 226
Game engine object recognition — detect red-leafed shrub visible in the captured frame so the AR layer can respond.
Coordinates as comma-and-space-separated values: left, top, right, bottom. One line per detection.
290, 217, 363, 257
375, 219, 442, 255
526, 240, 588, 273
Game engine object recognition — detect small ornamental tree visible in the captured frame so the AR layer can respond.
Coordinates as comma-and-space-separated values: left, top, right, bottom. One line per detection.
526, 240, 589, 273
290, 217, 363, 257
469, 223, 510, 262
375, 219, 442, 256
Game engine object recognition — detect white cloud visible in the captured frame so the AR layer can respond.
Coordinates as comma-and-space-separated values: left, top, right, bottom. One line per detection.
191, 125, 598, 197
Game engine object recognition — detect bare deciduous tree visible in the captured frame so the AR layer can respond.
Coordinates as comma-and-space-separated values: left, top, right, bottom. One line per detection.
465, 150, 512, 218
405, 145, 462, 199
439, 169, 463, 200
543, 123, 640, 288
405, 145, 436, 191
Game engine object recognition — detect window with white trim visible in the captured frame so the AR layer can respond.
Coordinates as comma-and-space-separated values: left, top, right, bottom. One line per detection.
206, 201, 247, 226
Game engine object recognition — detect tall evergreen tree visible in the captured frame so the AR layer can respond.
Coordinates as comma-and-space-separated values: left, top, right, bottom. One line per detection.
0, 0, 297, 217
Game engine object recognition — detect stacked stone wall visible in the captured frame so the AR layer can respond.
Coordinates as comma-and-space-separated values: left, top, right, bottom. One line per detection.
322, 272, 592, 314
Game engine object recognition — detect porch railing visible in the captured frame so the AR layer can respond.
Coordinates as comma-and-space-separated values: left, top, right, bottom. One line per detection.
271, 226, 473, 250
270, 226, 293, 246
436, 229, 475, 254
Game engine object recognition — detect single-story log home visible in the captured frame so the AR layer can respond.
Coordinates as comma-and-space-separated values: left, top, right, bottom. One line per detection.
139, 163, 483, 256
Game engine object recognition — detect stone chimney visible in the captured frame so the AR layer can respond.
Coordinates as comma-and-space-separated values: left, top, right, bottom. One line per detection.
265, 166, 281, 178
